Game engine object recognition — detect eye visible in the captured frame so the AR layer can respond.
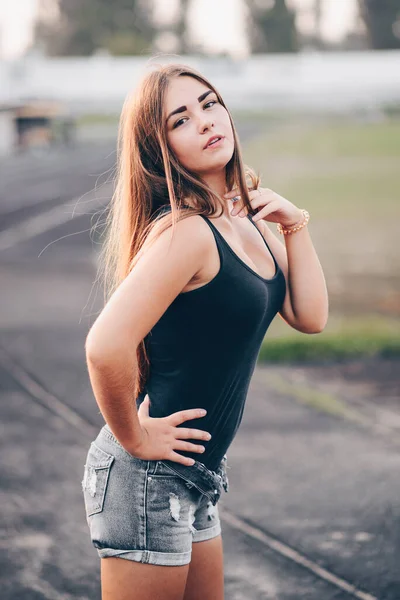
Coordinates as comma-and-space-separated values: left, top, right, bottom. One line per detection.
173, 117, 187, 129
172, 99, 218, 129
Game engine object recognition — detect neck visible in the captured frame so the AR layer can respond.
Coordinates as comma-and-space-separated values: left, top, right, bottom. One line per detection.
184, 171, 236, 220
202, 171, 227, 199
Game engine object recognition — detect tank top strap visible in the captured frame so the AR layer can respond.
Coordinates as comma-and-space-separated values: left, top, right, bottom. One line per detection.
200, 212, 276, 262
198, 214, 219, 234
245, 213, 279, 271
152, 207, 226, 257
198, 214, 226, 252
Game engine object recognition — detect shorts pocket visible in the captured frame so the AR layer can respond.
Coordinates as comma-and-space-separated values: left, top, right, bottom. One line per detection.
82, 442, 115, 518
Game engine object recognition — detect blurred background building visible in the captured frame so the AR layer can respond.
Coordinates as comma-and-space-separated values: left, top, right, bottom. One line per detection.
0, 1, 400, 120
2, 0, 400, 60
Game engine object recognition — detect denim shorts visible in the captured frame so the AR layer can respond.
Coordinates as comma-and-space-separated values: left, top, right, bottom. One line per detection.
81, 424, 230, 566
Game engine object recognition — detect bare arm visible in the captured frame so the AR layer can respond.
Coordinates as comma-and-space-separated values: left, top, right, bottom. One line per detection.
85, 214, 211, 453
258, 219, 329, 333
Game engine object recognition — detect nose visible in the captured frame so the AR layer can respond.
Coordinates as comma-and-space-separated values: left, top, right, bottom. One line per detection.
199, 116, 214, 133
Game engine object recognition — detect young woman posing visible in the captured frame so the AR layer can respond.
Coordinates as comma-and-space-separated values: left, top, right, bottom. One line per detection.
81, 62, 329, 600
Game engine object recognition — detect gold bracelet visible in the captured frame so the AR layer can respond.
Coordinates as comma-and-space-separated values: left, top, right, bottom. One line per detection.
277, 209, 310, 235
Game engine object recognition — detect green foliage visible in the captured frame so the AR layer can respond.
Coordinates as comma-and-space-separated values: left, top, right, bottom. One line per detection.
359, 0, 400, 50
244, 0, 299, 53
34, 0, 156, 56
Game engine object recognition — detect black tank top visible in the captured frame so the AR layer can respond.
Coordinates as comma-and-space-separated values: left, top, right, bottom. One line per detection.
136, 209, 286, 471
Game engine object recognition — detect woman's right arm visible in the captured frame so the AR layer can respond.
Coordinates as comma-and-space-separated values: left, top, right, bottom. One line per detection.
85, 215, 212, 462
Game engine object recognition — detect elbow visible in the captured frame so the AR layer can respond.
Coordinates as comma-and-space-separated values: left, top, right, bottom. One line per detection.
85, 341, 106, 367
85, 332, 101, 362
297, 306, 329, 334
85, 332, 137, 366
303, 318, 328, 334
306, 325, 325, 334
85, 332, 114, 366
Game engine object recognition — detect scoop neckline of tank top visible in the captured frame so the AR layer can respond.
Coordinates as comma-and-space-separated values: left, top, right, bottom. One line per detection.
202, 214, 281, 284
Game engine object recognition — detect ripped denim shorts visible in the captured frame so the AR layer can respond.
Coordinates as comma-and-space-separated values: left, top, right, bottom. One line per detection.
81, 424, 230, 566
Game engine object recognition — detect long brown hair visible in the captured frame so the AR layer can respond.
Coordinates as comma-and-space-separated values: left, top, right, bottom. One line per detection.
96, 61, 260, 399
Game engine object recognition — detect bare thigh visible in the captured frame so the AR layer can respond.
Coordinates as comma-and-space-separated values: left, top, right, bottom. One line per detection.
101, 558, 190, 600
183, 535, 224, 600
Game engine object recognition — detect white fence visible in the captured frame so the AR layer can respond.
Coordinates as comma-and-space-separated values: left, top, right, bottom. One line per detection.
1, 50, 399, 114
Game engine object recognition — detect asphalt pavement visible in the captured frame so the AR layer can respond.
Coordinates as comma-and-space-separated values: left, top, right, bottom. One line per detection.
0, 133, 398, 599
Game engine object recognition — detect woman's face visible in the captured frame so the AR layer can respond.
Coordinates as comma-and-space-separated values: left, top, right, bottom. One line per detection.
164, 76, 234, 177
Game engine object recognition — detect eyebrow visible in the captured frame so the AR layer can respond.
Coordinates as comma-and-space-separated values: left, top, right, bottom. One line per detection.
166, 90, 214, 124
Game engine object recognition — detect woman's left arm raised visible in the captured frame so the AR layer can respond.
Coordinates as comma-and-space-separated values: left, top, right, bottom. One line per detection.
224, 186, 329, 334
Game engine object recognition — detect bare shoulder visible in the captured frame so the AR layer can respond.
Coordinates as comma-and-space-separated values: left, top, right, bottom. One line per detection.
86, 212, 212, 358
141, 211, 216, 278
138, 211, 215, 275
145, 211, 211, 247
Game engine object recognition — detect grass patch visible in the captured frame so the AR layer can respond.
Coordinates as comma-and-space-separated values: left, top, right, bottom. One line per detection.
252, 117, 400, 158
243, 118, 399, 220
276, 169, 398, 219
76, 113, 120, 127
259, 314, 400, 362
240, 115, 400, 361
261, 372, 365, 421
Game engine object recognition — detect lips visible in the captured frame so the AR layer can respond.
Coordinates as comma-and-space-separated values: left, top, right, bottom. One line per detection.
204, 135, 224, 149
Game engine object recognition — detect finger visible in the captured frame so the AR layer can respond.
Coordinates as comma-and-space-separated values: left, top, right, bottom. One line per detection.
237, 202, 255, 217
235, 190, 261, 210
231, 192, 260, 215
231, 198, 245, 215
137, 395, 150, 416
235, 206, 249, 217
252, 205, 273, 222
236, 192, 270, 217
174, 428, 212, 441
223, 188, 239, 198
169, 451, 196, 466
252, 199, 280, 222
225, 184, 255, 199
174, 440, 206, 453
233, 202, 250, 217
167, 409, 207, 426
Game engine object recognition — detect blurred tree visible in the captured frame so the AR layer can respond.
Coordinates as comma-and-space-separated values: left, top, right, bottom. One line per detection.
314, 0, 322, 49
152, 0, 192, 54
174, 0, 191, 54
358, 0, 400, 49
244, 0, 299, 53
33, 0, 156, 56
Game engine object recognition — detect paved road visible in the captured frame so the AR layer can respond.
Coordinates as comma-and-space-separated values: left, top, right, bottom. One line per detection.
0, 133, 398, 599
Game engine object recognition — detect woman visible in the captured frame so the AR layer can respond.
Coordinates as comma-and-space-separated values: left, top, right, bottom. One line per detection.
81, 62, 328, 600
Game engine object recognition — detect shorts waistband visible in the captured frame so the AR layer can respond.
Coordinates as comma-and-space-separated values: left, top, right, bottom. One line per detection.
101, 424, 229, 506
157, 456, 229, 505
